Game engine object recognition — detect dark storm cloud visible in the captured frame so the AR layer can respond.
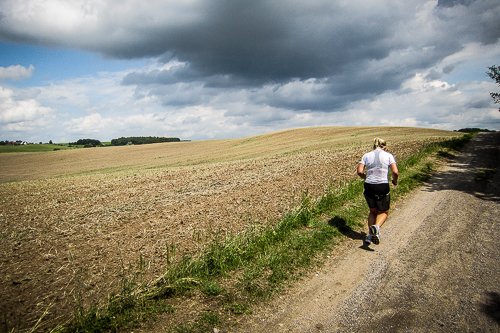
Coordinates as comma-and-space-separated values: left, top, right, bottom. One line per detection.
437, 0, 476, 7
1, 0, 499, 114
115, 0, 499, 111
436, 0, 500, 45
0, 0, 411, 82
152, 0, 400, 83
104, 0, 499, 84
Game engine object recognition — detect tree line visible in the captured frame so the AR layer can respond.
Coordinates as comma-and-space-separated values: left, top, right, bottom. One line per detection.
457, 128, 496, 133
110, 136, 180, 146
68, 137, 180, 147
70, 139, 102, 147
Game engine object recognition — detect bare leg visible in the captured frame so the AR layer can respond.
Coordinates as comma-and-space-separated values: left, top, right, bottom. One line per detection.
368, 208, 389, 233
368, 208, 378, 233
376, 210, 389, 227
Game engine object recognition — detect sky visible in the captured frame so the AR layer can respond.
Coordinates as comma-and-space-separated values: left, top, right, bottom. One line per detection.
0, 0, 499, 143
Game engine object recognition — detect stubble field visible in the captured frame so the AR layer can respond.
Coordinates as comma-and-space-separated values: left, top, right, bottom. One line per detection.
0, 126, 462, 331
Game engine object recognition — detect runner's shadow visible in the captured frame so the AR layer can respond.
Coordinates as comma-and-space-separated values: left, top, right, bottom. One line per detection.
327, 216, 374, 251
359, 243, 375, 252
328, 216, 362, 239
481, 292, 500, 324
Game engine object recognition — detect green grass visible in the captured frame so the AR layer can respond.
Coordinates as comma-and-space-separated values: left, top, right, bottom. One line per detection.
0, 144, 79, 153
59, 133, 474, 333
0, 142, 113, 153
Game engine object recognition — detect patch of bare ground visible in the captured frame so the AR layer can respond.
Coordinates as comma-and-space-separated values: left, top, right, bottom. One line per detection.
0, 127, 461, 332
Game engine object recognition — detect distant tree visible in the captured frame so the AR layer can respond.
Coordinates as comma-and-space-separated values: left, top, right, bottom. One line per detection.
73, 138, 101, 147
49, 140, 53, 144
486, 65, 500, 111
457, 128, 495, 133
110, 136, 180, 146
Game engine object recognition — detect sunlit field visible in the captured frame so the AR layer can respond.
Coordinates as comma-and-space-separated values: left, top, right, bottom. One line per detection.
0, 127, 462, 332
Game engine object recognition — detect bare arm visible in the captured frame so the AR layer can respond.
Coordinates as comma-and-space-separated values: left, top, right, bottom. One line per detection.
390, 163, 399, 184
357, 163, 366, 180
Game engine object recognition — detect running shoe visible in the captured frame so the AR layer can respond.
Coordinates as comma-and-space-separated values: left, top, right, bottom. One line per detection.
364, 234, 373, 245
370, 225, 380, 245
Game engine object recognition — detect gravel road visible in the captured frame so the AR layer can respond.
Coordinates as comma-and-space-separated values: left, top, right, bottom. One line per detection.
237, 132, 500, 332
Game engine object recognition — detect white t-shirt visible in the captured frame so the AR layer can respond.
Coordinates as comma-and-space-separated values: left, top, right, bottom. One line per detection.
360, 148, 396, 184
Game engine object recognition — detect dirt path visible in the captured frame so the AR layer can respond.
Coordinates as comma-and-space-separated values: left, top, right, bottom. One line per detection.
237, 132, 500, 332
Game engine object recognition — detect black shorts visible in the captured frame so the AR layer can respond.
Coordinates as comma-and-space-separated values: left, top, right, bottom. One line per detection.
363, 183, 391, 211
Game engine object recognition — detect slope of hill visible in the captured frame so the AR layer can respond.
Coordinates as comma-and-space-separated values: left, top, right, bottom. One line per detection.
0, 126, 462, 332
0, 126, 459, 183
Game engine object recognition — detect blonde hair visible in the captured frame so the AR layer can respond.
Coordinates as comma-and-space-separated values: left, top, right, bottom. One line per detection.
373, 137, 387, 149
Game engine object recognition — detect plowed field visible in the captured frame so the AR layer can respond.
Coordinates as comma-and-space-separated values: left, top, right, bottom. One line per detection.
0, 127, 461, 332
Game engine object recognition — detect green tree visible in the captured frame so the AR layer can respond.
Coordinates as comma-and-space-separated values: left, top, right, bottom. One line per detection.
74, 138, 101, 147
110, 136, 180, 146
486, 65, 500, 111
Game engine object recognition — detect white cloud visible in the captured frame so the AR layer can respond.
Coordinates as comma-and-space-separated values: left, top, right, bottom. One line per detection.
0, 0, 204, 49
340, 70, 500, 130
0, 85, 55, 135
1, 0, 499, 144
63, 113, 114, 134
0, 62, 498, 144
0, 64, 34, 81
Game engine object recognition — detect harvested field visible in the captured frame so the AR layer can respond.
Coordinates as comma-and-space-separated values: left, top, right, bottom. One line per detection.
0, 127, 462, 332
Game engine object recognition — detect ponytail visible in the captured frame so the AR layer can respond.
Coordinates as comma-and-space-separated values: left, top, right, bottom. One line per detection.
373, 137, 387, 149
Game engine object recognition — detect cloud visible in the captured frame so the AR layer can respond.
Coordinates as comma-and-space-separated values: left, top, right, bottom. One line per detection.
0, 85, 55, 133
114, 0, 500, 111
63, 113, 114, 134
437, 0, 500, 45
343, 73, 500, 130
0, 64, 34, 81
1, 59, 499, 143
1, 1, 498, 86
0, 0, 499, 142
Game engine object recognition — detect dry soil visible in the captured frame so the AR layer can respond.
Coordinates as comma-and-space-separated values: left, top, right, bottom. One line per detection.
0, 127, 466, 332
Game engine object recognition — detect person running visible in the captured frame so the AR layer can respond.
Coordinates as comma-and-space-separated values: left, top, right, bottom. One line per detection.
357, 137, 398, 246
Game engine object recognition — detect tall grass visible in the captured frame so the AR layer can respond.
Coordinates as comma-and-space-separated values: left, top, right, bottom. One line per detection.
60, 133, 473, 333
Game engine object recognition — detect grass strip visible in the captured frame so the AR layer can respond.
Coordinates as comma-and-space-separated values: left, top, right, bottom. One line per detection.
60, 133, 474, 333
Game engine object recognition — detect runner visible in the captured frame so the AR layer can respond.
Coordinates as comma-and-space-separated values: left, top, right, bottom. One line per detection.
357, 138, 398, 245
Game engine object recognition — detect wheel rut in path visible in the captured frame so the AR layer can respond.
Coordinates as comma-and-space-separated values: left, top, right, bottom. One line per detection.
237, 132, 500, 332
